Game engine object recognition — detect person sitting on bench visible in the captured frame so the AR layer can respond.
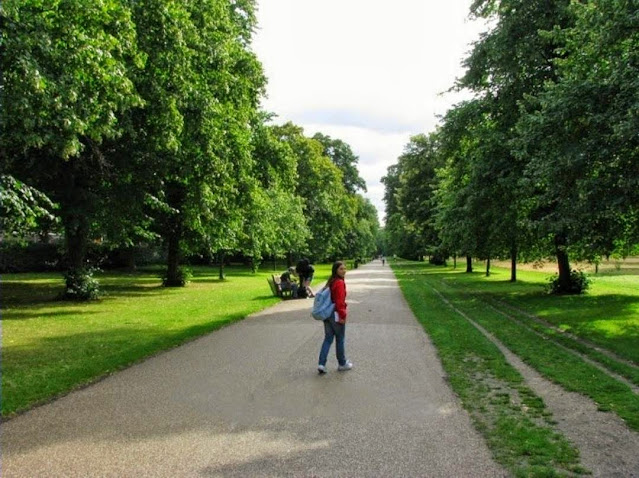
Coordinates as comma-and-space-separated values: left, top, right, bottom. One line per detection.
280, 267, 299, 298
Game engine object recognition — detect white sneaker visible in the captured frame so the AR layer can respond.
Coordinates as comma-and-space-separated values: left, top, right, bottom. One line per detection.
338, 361, 353, 371
317, 365, 327, 374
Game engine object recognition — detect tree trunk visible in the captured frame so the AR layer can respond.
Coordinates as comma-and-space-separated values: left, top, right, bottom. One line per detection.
65, 215, 89, 271
121, 247, 137, 271
555, 233, 571, 291
218, 250, 226, 280
165, 229, 182, 286
453, 254, 457, 269
60, 155, 99, 300
62, 217, 97, 301
164, 183, 185, 286
61, 157, 91, 272
486, 257, 491, 277
466, 255, 473, 273
510, 243, 517, 282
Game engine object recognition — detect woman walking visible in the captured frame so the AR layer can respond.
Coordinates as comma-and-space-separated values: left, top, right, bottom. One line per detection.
318, 261, 353, 374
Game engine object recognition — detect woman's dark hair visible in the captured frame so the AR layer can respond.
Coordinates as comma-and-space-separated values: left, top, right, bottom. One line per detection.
326, 261, 344, 288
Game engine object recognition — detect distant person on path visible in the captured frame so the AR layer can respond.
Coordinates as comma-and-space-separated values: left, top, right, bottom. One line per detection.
296, 258, 315, 298
381, 256, 385, 266
317, 261, 353, 374
280, 267, 299, 298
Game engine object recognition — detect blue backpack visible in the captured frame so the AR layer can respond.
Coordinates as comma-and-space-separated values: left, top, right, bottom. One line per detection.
311, 286, 335, 320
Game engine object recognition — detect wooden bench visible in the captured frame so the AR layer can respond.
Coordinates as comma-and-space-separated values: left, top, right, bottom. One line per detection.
267, 274, 293, 298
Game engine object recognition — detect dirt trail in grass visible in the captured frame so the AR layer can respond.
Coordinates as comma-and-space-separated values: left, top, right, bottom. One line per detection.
1, 261, 506, 477
489, 298, 639, 388
430, 284, 639, 477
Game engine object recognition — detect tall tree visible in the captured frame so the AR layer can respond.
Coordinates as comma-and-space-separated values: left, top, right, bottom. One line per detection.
1, 0, 143, 297
516, 0, 639, 272
340, 194, 379, 260
126, 0, 265, 285
395, 134, 444, 260
242, 118, 309, 269
272, 123, 350, 261
312, 133, 367, 194
381, 163, 421, 260
459, 0, 572, 282
312, 132, 377, 259
435, 101, 492, 269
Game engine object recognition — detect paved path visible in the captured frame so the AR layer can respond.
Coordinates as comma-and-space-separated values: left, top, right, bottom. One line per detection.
2, 261, 506, 477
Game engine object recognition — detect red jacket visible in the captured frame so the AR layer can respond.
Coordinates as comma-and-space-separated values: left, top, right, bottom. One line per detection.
330, 277, 347, 324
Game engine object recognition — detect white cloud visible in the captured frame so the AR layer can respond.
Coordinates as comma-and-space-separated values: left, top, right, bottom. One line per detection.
253, 0, 488, 223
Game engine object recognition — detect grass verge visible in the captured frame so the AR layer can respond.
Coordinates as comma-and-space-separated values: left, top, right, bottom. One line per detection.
428, 267, 639, 431
393, 261, 587, 477
457, 266, 639, 365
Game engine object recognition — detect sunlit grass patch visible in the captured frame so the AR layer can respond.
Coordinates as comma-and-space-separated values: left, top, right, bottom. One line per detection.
445, 264, 639, 365
1, 265, 286, 417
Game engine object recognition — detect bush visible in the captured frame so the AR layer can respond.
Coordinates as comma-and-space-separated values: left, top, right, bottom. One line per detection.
162, 266, 192, 287
429, 254, 447, 266
62, 268, 102, 301
547, 270, 590, 295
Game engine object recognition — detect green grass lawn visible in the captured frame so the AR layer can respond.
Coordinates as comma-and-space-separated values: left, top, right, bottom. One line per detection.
450, 266, 639, 365
446, 266, 639, 391
392, 259, 639, 477
5, 259, 636, 476
1, 263, 332, 417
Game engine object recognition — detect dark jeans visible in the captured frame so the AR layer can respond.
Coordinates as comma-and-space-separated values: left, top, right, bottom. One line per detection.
318, 319, 346, 366
281, 282, 298, 298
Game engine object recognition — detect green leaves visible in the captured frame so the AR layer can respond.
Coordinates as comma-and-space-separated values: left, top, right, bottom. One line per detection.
313, 132, 367, 194
2, 0, 376, 285
269, 122, 378, 261
1, 0, 142, 158
516, 0, 639, 256
0, 175, 58, 236
385, 0, 639, 280
383, 0, 639, 289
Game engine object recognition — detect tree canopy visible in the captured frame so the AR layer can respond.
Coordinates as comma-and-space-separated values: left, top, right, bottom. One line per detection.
1, 1, 379, 296
383, 0, 638, 292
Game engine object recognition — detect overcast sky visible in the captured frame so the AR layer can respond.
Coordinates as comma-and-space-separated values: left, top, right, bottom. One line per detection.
252, 1, 488, 224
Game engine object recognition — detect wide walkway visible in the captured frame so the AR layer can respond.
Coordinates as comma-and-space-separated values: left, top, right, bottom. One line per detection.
2, 261, 506, 477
